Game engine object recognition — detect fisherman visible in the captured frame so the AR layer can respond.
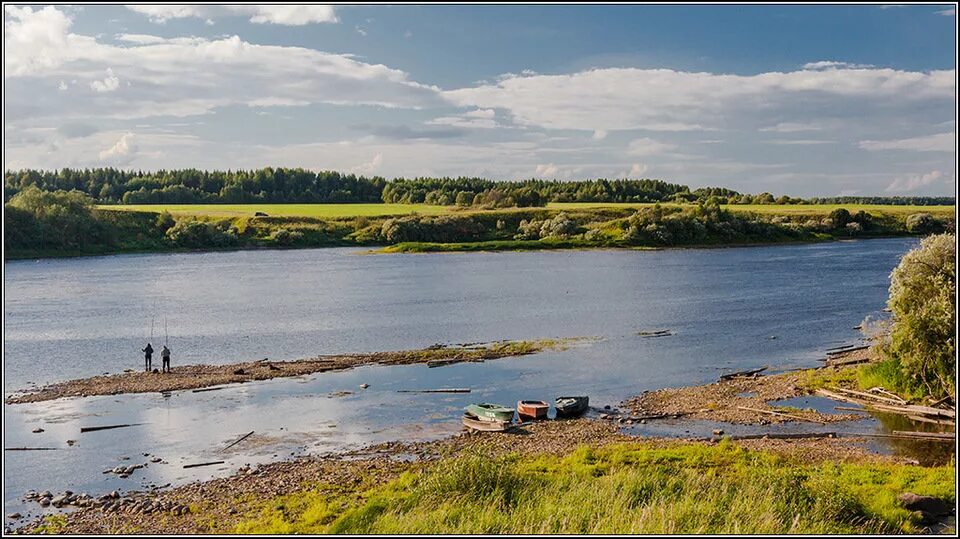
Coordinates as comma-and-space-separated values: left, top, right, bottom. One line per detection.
142, 342, 154, 372
161, 345, 171, 373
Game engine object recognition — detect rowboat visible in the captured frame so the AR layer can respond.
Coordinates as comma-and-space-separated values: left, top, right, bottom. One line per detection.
465, 403, 515, 422
462, 413, 512, 432
517, 400, 549, 420
555, 396, 589, 417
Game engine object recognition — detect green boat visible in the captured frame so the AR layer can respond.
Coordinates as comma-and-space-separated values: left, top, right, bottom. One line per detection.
465, 403, 515, 422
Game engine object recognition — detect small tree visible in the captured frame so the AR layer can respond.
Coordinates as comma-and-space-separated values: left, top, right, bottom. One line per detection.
885, 233, 956, 398
905, 213, 939, 234
828, 208, 851, 228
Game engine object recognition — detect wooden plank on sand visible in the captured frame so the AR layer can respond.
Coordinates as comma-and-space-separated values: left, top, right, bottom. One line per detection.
737, 406, 826, 424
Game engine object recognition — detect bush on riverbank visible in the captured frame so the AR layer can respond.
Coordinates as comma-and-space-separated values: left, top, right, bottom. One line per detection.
234, 441, 954, 534
877, 233, 956, 399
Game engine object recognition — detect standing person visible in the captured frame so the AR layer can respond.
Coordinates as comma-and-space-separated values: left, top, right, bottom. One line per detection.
142, 343, 154, 372
161, 345, 171, 373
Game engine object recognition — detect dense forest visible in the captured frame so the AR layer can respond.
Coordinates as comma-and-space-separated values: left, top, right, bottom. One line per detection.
4, 168, 953, 208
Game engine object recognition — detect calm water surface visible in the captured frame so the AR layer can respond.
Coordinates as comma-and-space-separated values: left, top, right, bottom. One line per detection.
2, 239, 928, 522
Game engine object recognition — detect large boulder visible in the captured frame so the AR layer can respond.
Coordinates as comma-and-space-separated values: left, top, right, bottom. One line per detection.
898, 493, 953, 515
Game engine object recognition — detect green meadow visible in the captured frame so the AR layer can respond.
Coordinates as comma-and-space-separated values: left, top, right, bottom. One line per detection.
102, 203, 452, 218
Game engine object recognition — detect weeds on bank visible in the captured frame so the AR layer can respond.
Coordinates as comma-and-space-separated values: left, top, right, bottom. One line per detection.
233, 441, 953, 534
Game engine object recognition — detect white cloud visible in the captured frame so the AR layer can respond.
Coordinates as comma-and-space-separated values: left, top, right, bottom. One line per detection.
592, 130, 608, 140
445, 66, 954, 134
464, 108, 495, 119
125, 5, 338, 26
350, 153, 383, 175
4, 5, 73, 76
99, 132, 137, 164
4, 7, 442, 120
638, 122, 713, 132
355, 26, 367, 37
534, 163, 559, 177
89, 68, 120, 92
115, 33, 168, 44
885, 170, 948, 192
627, 137, 677, 156
758, 122, 823, 133
859, 132, 954, 152
628, 163, 648, 177
123, 6, 202, 23
936, 8, 955, 16
427, 109, 498, 129
802, 60, 874, 70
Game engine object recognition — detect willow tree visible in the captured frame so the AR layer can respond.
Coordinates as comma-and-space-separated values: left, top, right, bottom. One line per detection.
886, 233, 956, 398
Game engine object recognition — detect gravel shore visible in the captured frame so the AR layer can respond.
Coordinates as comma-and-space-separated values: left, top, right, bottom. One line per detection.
5, 339, 576, 404
624, 348, 874, 425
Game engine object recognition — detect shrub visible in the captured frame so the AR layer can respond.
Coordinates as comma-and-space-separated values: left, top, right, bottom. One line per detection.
270, 227, 304, 246
905, 213, 939, 234
883, 233, 956, 398
165, 218, 238, 248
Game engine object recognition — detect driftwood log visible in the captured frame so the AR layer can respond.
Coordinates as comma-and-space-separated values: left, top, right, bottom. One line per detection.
719, 366, 768, 382
222, 431, 255, 451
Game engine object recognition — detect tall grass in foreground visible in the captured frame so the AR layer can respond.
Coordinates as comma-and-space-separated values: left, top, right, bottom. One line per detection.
234, 442, 954, 534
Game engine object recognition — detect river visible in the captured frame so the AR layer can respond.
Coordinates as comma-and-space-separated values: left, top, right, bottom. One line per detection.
1, 238, 921, 522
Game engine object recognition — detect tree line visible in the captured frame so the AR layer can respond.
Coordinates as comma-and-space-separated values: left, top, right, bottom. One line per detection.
3, 168, 954, 208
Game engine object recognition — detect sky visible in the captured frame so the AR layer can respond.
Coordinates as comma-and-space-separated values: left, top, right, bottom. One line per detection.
2, 4, 957, 197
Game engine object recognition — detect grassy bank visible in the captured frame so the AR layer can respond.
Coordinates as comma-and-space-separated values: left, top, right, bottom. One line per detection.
233, 441, 953, 534
6, 199, 954, 259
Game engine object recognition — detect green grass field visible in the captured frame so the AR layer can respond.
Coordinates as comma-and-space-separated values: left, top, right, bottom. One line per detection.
100, 203, 452, 218
101, 202, 954, 219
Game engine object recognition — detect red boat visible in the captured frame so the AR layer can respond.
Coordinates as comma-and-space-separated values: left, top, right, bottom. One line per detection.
517, 400, 549, 420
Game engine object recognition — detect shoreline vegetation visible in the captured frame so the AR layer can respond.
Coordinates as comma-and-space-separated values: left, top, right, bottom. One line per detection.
4, 339, 586, 405
3, 168, 954, 259
17, 348, 955, 535
4, 192, 954, 260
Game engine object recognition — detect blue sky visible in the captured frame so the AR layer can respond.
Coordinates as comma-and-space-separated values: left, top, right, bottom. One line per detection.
4, 4, 957, 196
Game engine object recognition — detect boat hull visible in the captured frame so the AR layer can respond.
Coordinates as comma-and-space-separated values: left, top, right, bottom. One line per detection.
555, 396, 589, 417
466, 403, 515, 422
462, 414, 512, 432
517, 400, 549, 420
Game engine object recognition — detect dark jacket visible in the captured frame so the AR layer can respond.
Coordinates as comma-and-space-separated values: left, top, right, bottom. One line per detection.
143, 344, 154, 356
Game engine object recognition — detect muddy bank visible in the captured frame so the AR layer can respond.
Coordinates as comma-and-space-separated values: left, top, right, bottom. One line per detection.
5, 339, 584, 405
13, 418, 914, 535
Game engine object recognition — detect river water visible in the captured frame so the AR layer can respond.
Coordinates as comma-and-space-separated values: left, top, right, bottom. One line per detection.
1, 238, 933, 522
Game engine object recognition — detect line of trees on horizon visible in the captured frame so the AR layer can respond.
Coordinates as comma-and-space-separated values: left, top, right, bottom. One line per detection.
3, 168, 954, 208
